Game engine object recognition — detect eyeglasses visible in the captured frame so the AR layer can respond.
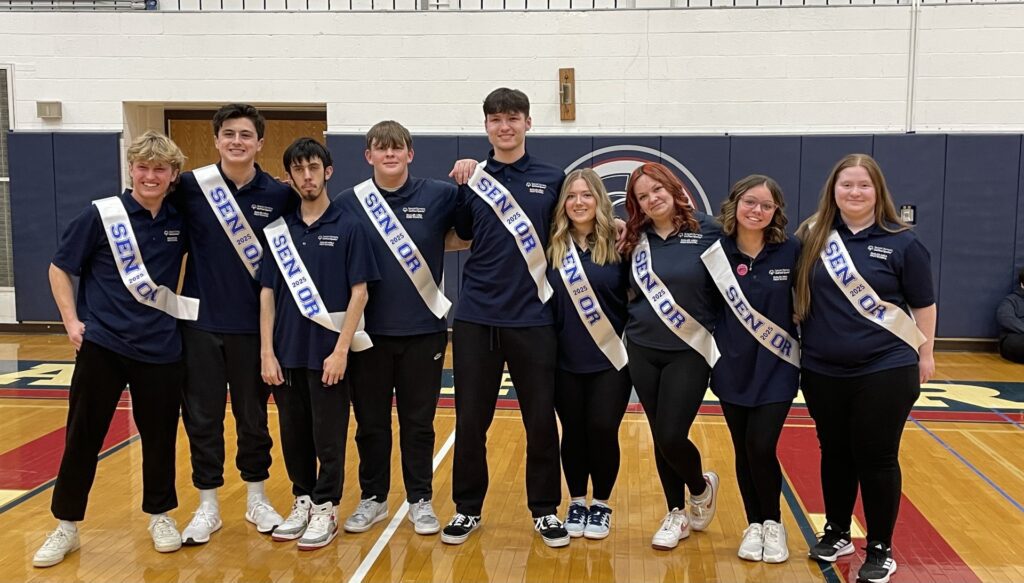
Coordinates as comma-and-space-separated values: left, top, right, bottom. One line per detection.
738, 197, 778, 212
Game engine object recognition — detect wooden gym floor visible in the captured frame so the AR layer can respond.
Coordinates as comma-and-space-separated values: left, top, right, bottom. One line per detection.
0, 333, 1021, 582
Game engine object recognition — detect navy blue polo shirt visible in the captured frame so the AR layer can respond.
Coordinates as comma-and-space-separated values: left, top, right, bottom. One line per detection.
547, 244, 630, 373
709, 236, 801, 406
52, 190, 187, 364
801, 217, 934, 376
261, 202, 380, 371
335, 176, 458, 336
625, 212, 722, 351
175, 164, 295, 334
454, 151, 565, 327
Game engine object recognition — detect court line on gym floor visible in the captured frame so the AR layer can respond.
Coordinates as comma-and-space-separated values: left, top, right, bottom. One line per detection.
990, 408, 1024, 430
780, 474, 843, 583
911, 416, 1024, 513
347, 429, 457, 583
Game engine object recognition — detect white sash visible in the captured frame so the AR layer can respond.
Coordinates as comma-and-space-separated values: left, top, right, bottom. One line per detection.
92, 196, 200, 321
467, 161, 553, 303
701, 240, 800, 368
821, 230, 927, 351
263, 217, 372, 352
352, 179, 451, 320
633, 233, 720, 367
557, 242, 628, 371
193, 164, 263, 280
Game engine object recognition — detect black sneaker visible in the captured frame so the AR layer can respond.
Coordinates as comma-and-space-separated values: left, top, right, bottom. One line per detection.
534, 514, 570, 548
858, 541, 897, 583
440, 513, 480, 545
808, 522, 855, 562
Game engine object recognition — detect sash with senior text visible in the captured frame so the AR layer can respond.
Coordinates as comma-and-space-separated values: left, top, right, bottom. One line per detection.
93, 196, 200, 320
263, 217, 372, 352
821, 230, 927, 351
633, 233, 720, 367
467, 161, 553, 303
352, 179, 451, 319
194, 164, 263, 280
701, 240, 800, 368
557, 241, 628, 370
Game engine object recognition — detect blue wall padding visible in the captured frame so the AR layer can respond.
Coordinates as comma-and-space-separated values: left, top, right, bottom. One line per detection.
939, 134, 1021, 337
10, 130, 1024, 339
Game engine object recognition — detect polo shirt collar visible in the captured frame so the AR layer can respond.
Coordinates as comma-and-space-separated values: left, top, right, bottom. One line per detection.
215, 162, 270, 193
485, 150, 531, 173
291, 199, 342, 229
720, 234, 781, 260
373, 175, 415, 198
120, 189, 176, 221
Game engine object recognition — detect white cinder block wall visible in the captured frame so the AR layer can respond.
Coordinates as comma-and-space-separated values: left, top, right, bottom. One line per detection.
3, 4, 1024, 134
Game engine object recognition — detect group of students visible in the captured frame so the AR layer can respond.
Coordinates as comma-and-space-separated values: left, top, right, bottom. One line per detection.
34, 89, 935, 583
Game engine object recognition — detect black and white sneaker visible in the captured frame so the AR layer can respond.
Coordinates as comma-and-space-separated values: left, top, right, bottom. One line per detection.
440, 513, 480, 545
858, 542, 897, 583
808, 522, 855, 562
534, 514, 570, 548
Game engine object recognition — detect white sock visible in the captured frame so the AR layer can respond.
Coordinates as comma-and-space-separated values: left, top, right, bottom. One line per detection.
571, 497, 586, 506
149, 513, 167, 526
591, 499, 609, 509
691, 485, 711, 503
199, 488, 219, 509
58, 520, 78, 533
246, 481, 267, 501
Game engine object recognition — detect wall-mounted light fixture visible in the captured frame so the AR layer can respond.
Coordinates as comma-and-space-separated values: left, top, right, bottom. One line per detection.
36, 101, 62, 120
559, 68, 575, 122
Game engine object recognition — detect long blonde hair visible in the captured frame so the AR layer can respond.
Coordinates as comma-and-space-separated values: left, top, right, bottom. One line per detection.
548, 168, 621, 266
794, 153, 909, 321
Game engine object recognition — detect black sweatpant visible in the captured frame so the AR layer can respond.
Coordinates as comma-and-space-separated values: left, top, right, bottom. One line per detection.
349, 331, 447, 503
272, 369, 350, 505
720, 400, 792, 524
451, 321, 561, 518
627, 342, 710, 510
181, 326, 273, 490
553, 367, 632, 501
1000, 334, 1024, 363
52, 341, 183, 521
802, 365, 920, 546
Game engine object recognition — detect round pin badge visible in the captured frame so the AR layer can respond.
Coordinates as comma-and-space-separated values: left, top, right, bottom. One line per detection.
737, 264, 749, 276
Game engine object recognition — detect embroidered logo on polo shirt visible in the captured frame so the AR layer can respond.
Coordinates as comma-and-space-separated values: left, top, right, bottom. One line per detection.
164, 229, 180, 243
526, 182, 548, 194
403, 206, 426, 220
867, 244, 893, 261
252, 204, 273, 218
678, 232, 703, 245
318, 234, 338, 247
769, 268, 791, 282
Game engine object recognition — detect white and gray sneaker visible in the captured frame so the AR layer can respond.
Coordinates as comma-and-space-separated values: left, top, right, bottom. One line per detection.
651, 508, 690, 550
33, 525, 81, 568
761, 520, 789, 563
273, 495, 312, 542
737, 522, 764, 561
245, 495, 283, 534
298, 501, 338, 551
149, 515, 182, 553
181, 502, 222, 545
344, 498, 388, 533
408, 499, 440, 535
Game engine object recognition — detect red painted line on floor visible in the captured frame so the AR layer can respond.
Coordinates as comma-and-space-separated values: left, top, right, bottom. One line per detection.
0, 408, 138, 490
777, 425, 980, 583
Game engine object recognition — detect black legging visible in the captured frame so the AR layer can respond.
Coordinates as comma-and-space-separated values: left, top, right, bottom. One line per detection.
720, 400, 792, 524
626, 342, 710, 510
802, 365, 920, 546
1000, 334, 1024, 363
554, 367, 632, 501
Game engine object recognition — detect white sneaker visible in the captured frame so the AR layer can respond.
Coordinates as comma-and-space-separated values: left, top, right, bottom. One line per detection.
408, 499, 440, 535
688, 471, 719, 531
245, 495, 283, 534
737, 522, 763, 561
761, 520, 789, 563
344, 498, 388, 533
298, 501, 338, 551
651, 508, 690, 550
33, 525, 81, 568
181, 502, 222, 545
149, 515, 182, 553
273, 496, 312, 542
